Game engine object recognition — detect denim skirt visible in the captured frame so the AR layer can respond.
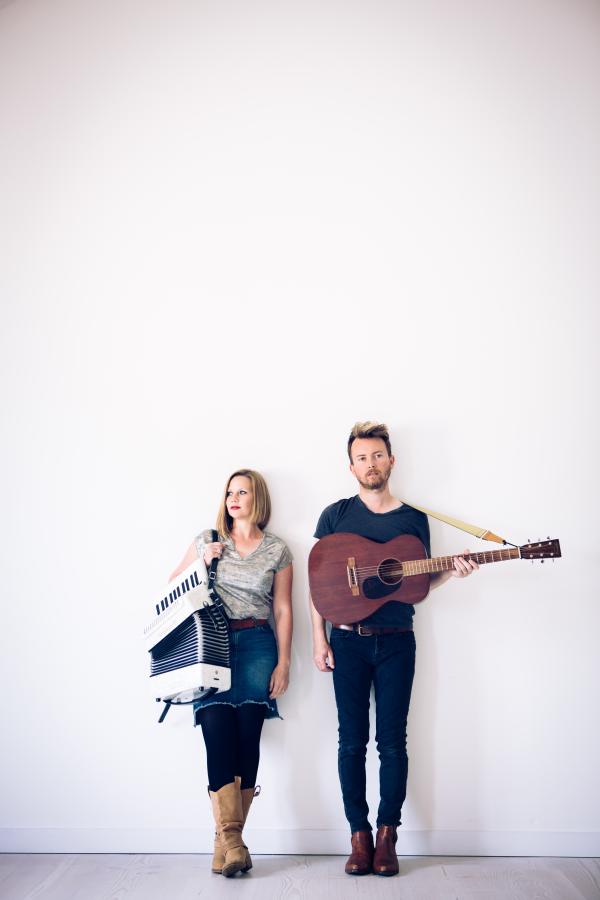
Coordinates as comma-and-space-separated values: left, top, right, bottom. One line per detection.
193, 623, 281, 724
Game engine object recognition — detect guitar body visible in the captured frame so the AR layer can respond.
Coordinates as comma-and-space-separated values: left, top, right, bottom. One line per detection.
309, 533, 431, 624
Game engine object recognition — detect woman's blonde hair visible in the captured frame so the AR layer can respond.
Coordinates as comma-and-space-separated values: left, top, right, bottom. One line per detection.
216, 469, 272, 537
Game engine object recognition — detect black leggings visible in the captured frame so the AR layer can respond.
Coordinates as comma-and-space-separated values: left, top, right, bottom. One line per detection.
198, 703, 266, 792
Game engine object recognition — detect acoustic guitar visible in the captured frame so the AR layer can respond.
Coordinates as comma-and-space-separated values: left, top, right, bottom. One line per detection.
308, 533, 561, 623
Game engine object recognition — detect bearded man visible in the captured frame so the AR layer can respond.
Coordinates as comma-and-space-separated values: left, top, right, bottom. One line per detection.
310, 422, 478, 877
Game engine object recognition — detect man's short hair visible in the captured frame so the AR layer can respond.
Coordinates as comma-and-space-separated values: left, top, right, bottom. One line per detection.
347, 421, 393, 461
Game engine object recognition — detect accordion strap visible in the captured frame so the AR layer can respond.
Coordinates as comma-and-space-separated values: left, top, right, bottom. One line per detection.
207, 529, 229, 615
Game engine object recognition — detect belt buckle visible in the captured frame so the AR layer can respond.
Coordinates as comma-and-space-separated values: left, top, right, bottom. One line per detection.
356, 624, 371, 637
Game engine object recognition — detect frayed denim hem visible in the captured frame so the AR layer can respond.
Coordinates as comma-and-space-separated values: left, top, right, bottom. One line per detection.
192, 698, 283, 726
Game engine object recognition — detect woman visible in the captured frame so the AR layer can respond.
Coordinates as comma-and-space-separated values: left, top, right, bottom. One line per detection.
169, 469, 293, 877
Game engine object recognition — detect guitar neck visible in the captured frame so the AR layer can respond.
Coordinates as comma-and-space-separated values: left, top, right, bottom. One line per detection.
403, 546, 520, 576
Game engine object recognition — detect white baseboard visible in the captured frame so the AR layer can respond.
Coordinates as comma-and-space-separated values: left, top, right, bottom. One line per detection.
1, 828, 598, 857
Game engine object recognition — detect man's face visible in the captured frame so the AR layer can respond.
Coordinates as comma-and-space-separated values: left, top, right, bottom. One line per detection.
349, 437, 395, 491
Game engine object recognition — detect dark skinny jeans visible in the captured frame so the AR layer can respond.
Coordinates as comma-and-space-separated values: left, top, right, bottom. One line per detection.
330, 627, 416, 833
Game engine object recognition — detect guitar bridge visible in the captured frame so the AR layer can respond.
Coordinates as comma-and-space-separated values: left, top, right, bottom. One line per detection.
347, 557, 360, 596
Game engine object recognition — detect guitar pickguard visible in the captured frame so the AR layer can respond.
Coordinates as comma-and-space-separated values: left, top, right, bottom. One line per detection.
362, 575, 403, 600
361, 576, 402, 600
360, 556, 403, 600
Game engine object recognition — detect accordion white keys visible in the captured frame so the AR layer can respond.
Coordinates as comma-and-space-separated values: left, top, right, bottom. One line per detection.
143, 558, 231, 704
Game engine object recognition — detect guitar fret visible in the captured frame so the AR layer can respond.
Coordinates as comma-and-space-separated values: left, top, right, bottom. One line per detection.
408, 548, 521, 573
404, 547, 520, 575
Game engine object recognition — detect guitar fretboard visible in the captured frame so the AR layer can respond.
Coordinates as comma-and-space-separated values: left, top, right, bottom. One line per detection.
402, 547, 520, 576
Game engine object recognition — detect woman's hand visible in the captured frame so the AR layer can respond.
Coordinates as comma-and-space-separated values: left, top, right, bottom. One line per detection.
269, 661, 290, 698
271, 564, 292, 699
203, 542, 223, 566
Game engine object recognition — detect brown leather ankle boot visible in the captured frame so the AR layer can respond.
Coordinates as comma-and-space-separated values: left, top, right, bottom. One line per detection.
344, 830, 374, 875
373, 825, 399, 876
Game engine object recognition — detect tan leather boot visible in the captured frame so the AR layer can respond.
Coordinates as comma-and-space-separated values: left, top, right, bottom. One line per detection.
239, 785, 260, 871
209, 779, 259, 874
208, 779, 231, 874
209, 781, 247, 877
208, 788, 224, 873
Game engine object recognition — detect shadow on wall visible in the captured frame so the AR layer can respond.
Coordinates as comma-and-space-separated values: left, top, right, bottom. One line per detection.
408, 589, 483, 842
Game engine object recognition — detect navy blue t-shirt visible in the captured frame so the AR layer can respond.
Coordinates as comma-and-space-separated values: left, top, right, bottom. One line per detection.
314, 495, 431, 628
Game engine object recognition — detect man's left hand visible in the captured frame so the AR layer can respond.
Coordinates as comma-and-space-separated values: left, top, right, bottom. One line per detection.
451, 549, 479, 577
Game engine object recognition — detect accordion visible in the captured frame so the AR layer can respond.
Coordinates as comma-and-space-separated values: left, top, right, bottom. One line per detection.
143, 558, 231, 705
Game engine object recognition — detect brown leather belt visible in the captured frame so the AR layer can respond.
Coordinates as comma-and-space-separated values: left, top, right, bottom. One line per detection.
229, 618, 269, 631
333, 624, 413, 637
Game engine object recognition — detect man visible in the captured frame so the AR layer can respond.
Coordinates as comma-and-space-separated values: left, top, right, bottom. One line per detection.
310, 422, 478, 877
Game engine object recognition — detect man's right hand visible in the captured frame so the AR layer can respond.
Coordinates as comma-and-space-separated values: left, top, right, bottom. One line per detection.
313, 640, 335, 672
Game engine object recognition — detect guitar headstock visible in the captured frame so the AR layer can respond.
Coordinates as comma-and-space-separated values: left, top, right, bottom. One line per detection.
520, 539, 561, 560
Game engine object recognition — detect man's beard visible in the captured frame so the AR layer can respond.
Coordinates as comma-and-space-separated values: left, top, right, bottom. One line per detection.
358, 468, 391, 491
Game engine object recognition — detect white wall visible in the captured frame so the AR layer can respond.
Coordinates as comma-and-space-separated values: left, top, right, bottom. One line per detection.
1, 0, 599, 856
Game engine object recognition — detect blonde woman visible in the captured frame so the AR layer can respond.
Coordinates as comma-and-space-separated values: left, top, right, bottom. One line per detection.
170, 469, 293, 877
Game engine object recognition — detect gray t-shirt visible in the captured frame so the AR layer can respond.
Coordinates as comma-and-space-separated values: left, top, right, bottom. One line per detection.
194, 529, 293, 620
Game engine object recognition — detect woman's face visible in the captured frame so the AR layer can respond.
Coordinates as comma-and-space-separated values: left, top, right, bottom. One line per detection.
226, 475, 254, 522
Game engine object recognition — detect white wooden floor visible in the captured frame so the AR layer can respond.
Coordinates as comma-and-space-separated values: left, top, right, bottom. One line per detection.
0, 854, 599, 900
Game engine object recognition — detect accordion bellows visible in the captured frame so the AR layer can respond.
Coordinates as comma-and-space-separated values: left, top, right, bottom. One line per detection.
144, 559, 231, 703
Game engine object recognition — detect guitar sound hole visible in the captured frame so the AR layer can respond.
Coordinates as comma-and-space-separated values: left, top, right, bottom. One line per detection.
378, 558, 402, 586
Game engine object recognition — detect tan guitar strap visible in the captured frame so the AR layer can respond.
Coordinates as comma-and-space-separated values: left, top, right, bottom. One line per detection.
400, 500, 507, 544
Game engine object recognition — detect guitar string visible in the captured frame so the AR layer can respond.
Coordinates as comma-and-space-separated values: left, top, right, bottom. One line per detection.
352, 565, 511, 576
353, 552, 517, 576
354, 568, 434, 573
331, 546, 543, 580
337, 544, 551, 578
353, 552, 517, 571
